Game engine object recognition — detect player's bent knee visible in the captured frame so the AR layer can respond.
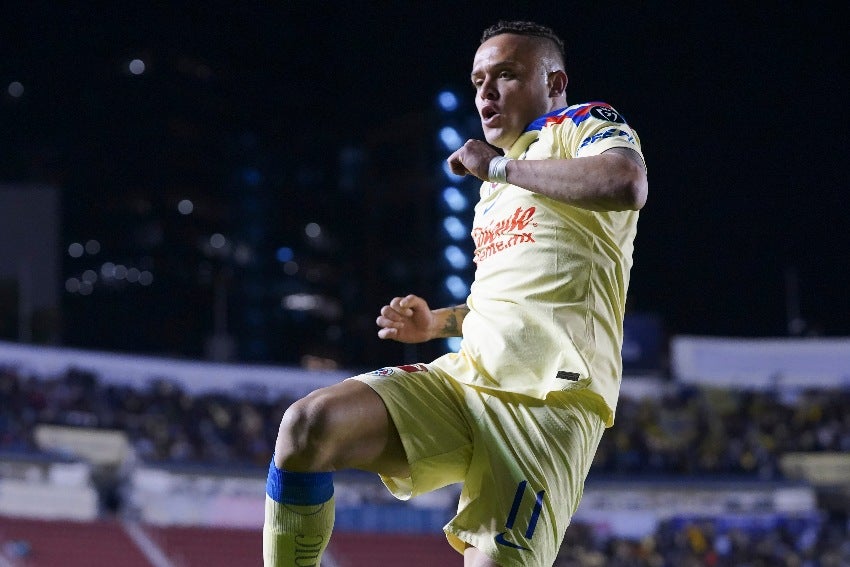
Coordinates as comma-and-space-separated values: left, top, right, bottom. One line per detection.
274, 392, 338, 471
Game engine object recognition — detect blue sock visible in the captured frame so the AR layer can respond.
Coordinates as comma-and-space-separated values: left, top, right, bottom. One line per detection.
265, 458, 334, 505
263, 458, 336, 566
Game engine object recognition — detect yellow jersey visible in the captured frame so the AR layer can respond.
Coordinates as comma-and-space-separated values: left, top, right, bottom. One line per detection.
451, 102, 644, 426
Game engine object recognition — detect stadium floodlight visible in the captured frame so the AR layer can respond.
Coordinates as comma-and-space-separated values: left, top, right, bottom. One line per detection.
437, 90, 459, 112
444, 275, 469, 300
442, 216, 467, 241
439, 126, 464, 151
443, 245, 468, 270
442, 186, 468, 212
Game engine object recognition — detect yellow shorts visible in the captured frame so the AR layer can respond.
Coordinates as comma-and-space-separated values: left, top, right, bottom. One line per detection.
352, 355, 607, 567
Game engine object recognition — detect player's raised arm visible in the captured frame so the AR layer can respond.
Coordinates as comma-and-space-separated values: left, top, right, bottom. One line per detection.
376, 294, 469, 343
448, 141, 647, 212
503, 146, 647, 211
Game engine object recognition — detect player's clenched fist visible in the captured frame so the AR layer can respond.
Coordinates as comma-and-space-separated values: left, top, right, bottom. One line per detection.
376, 294, 436, 344
447, 139, 500, 180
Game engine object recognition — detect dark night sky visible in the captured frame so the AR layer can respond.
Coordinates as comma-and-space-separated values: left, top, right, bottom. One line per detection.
2, 3, 849, 355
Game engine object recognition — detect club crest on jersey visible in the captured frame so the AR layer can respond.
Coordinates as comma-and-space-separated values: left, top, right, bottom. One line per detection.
524, 102, 624, 131
368, 367, 395, 376
590, 105, 624, 123
367, 364, 427, 377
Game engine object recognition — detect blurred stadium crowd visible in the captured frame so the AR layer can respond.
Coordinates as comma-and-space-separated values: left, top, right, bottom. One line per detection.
0, 366, 289, 468
594, 386, 850, 478
2, 363, 849, 565
3, 366, 850, 476
555, 519, 850, 567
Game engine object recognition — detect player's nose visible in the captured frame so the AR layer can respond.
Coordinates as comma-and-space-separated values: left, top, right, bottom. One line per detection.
478, 77, 499, 101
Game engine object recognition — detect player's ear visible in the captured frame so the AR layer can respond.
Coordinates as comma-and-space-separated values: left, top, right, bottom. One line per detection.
548, 70, 567, 98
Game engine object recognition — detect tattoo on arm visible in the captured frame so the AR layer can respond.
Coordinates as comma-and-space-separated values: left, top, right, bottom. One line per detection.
439, 305, 470, 337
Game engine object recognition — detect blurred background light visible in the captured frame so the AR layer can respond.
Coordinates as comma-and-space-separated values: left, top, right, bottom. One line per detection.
177, 199, 194, 215
7, 81, 24, 97
441, 186, 468, 212
276, 247, 294, 263
305, 223, 321, 238
68, 242, 84, 258
443, 245, 468, 270
129, 59, 146, 75
65, 278, 80, 293
439, 126, 464, 151
444, 275, 468, 300
437, 90, 459, 112
283, 293, 317, 311
442, 216, 467, 241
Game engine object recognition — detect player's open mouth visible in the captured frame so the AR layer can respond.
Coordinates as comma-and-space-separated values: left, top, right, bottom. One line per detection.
481, 109, 501, 128
481, 105, 498, 121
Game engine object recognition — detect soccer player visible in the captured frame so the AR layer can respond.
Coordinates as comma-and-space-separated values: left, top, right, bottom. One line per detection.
264, 20, 647, 567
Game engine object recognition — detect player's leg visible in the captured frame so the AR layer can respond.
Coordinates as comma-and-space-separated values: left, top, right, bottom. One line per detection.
264, 379, 408, 567
464, 545, 500, 566
274, 378, 408, 475
445, 388, 607, 567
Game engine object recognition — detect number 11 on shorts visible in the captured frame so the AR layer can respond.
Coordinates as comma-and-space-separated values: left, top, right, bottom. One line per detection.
494, 480, 545, 551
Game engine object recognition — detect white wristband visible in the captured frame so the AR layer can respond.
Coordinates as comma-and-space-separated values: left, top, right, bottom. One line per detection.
487, 156, 513, 183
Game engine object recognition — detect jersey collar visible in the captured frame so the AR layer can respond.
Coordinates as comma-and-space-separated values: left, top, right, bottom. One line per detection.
505, 106, 571, 159
523, 106, 571, 132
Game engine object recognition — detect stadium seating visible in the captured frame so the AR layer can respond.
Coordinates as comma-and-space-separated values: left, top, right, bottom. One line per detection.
0, 517, 149, 567
1, 340, 849, 565
0, 518, 461, 566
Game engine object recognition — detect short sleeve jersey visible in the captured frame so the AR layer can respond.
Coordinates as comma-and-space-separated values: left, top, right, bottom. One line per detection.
456, 102, 644, 425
